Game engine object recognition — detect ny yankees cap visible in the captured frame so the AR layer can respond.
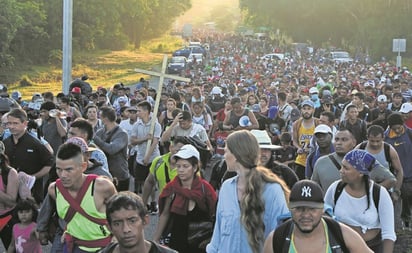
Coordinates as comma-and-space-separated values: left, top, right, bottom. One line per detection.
289, 180, 324, 209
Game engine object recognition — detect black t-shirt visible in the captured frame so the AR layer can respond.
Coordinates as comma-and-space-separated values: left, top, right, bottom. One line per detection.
3, 132, 53, 202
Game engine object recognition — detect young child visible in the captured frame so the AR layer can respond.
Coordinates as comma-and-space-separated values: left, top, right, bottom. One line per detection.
8, 199, 42, 253
273, 132, 297, 167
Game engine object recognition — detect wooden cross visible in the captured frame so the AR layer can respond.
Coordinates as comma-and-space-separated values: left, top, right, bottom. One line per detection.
135, 55, 191, 156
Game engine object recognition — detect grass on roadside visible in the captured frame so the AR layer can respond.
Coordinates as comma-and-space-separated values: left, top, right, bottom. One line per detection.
3, 35, 184, 100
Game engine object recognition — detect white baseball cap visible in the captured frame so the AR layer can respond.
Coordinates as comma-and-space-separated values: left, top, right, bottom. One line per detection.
314, 124, 332, 135
172, 144, 200, 160
377, 95, 387, 103
309, 87, 319, 94
400, 103, 412, 113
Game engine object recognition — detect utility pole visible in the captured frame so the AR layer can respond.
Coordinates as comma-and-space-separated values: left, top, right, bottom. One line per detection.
62, 0, 73, 95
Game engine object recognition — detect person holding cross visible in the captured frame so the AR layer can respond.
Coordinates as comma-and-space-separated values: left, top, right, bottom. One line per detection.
130, 101, 162, 195
47, 142, 117, 253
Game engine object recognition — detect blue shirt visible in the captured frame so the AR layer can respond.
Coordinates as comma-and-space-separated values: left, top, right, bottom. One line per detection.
206, 175, 289, 253
384, 127, 412, 179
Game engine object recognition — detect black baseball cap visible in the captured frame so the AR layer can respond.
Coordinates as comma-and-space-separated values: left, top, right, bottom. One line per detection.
289, 180, 324, 209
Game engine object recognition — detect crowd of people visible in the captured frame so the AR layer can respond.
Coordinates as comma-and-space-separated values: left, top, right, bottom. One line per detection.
0, 31, 410, 252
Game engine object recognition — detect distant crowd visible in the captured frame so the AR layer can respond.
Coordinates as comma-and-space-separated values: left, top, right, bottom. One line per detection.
0, 31, 410, 252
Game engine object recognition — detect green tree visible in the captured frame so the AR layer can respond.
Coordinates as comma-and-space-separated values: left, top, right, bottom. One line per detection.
0, 0, 24, 67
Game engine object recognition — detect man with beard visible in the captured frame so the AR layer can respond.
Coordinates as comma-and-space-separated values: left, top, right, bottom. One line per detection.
250, 130, 298, 190
312, 128, 395, 192
292, 100, 319, 180
263, 180, 372, 253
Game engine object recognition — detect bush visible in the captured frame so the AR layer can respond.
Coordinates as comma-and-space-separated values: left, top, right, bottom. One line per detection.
20, 75, 35, 87
48, 49, 63, 65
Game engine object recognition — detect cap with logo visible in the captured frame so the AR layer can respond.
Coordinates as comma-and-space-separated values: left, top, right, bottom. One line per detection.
377, 95, 387, 103
399, 103, 412, 113
289, 180, 324, 209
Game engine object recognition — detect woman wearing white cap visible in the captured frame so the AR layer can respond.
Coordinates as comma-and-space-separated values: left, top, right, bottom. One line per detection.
153, 144, 217, 253
207, 130, 289, 253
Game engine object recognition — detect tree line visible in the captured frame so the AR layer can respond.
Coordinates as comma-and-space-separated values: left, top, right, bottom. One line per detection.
240, 0, 412, 60
0, 0, 191, 67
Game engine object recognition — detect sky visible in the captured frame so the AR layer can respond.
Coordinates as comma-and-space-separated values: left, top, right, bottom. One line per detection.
175, 0, 239, 28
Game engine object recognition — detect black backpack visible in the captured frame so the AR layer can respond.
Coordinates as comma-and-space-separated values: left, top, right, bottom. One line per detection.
333, 180, 380, 212
272, 216, 349, 253
202, 154, 227, 190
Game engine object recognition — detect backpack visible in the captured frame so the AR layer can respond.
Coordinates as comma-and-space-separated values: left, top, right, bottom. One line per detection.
333, 180, 380, 212
182, 136, 212, 171
272, 216, 349, 253
359, 141, 393, 173
202, 154, 227, 190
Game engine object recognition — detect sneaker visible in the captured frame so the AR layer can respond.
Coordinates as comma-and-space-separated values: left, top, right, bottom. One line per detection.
149, 202, 158, 215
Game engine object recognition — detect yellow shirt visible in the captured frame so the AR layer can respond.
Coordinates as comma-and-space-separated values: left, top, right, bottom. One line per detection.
295, 123, 315, 166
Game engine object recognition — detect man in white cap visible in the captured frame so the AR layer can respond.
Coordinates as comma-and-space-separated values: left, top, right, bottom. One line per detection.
309, 87, 321, 108
399, 102, 412, 129
367, 94, 392, 129
208, 87, 226, 116
263, 180, 373, 253
251, 130, 298, 189
305, 124, 334, 179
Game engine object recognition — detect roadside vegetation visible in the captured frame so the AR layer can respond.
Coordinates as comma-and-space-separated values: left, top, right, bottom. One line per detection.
3, 36, 183, 100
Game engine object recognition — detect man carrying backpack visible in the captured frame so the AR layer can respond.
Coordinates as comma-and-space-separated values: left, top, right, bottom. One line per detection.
355, 125, 403, 197
384, 112, 412, 230
263, 180, 372, 253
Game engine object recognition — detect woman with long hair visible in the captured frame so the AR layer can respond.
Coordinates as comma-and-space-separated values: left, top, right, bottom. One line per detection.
207, 130, 290, 253
324, 149, 395, 253
154, 144, 217, 253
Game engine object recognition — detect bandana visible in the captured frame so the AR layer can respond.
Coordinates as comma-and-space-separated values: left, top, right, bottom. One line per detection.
343, 150, 376, 175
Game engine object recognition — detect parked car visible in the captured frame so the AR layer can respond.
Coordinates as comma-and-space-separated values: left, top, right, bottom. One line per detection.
173, 46, 206, 58
173, 47, 191, 58
189, 46, 207, 56
325, 51, 353, 64
261, 53, 285, 61
167, 56, 188, 74
187, 53, 204, 64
